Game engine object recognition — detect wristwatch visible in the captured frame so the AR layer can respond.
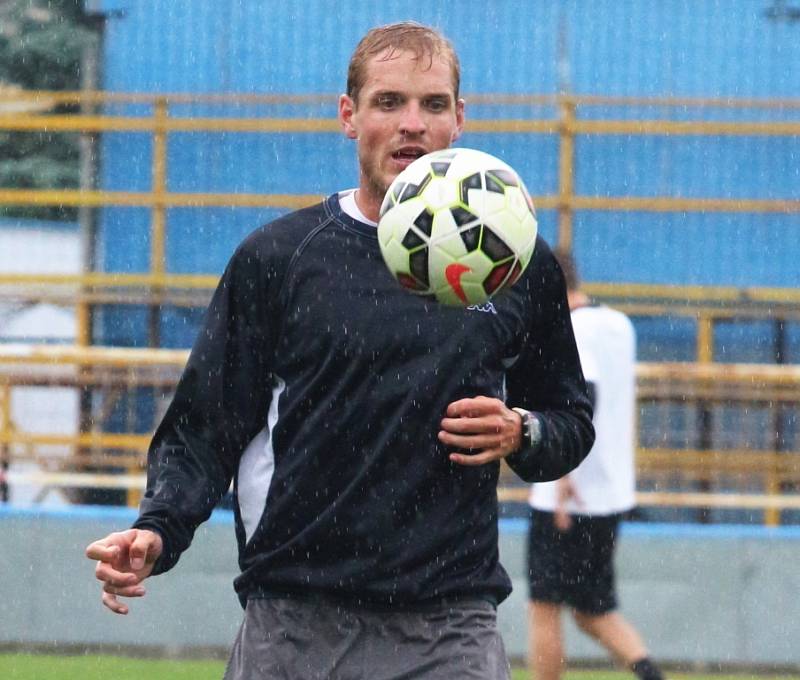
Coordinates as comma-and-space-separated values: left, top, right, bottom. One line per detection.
511, 407, 543, 450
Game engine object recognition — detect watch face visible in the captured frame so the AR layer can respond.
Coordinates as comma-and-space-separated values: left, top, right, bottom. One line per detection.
526, 414, 541, 447
511, 408, 540, 449
526, 415, 535, 445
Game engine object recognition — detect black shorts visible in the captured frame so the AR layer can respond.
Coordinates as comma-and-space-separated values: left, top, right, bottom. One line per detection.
527, 509, 621, 615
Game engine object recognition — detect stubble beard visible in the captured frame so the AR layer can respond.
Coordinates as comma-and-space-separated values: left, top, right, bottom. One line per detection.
360, 154, 393, 210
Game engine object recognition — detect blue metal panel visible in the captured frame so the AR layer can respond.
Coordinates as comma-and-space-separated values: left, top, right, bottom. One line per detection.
97, 1, 800, 97
715, 320, 780, 363
788, 323, 800, 363
566, 0, 800, 98
96, 207, 151, 273
166, 133, 352, 194
93, 0, 800, 356
633, 316, 698, 362
577, 135, 800, 200
165, 207, 284, 274
99, 133, 152, 192
573, 211, 799, 287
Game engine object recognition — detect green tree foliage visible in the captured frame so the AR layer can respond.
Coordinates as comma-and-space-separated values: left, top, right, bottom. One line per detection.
0, 0, 99, 221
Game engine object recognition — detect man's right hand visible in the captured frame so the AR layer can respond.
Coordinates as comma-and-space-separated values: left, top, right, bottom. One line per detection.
85, 528, 163, 615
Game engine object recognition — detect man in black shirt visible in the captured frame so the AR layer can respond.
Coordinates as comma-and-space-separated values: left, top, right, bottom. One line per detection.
86, 21, 594, 679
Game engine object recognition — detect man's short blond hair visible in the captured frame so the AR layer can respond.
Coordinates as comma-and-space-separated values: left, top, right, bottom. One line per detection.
346, 21, 460, 106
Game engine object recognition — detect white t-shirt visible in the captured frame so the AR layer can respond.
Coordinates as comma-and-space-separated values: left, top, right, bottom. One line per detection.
529, 304, 637, 515
339, 189, 377, 226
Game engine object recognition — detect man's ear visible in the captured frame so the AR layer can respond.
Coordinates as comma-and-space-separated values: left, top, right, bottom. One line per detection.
451, 97, 466, 142
338, 94, 358, 140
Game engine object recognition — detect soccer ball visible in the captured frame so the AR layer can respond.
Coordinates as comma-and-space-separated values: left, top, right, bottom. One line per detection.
377, 148, 538, 307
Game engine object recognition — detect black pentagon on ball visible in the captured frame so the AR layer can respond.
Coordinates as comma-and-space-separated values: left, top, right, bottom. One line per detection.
409, 249, 430, 286
480, 225, 514, 261
459, 172, 482, 205
391, 181, 408, 202
487, 168, 519, 187
413, 208, 434, 237
431, 161, 451, 177
450, 205, 477, 227
400, 173, 432, 202
485, 172, 505, 195
379, 192, 395, 219
402, 229, 425, 250
460, 225, 481, 251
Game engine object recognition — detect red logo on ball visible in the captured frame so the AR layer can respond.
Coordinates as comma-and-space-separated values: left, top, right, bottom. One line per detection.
445, 263, 471, 303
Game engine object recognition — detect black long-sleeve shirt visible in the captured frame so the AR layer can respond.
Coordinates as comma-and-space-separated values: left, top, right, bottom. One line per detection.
133, 193, 594, 607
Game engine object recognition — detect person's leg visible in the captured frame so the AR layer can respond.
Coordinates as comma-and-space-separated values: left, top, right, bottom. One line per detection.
572, 611, 664, 680
567, 514, 665, 679
527, 509, 575, 680
573, 610, 647, 665
528, 600, 564, 680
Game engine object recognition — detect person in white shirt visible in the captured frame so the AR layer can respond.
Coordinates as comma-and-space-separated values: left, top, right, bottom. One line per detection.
526, 249, 665, 680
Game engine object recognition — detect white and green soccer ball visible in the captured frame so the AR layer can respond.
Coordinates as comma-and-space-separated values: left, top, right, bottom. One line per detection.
377, 147, 538, 307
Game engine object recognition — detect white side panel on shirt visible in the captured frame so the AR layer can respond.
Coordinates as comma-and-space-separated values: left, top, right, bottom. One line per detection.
237, 376, 285, 543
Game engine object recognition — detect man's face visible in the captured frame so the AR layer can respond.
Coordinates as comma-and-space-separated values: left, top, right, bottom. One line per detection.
339, 49, 465, 216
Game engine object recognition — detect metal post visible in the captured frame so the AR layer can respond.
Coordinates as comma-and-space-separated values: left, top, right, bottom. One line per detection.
0, 384, 11, 503
696, 314, 715, 523
766, 318, 788, 526
77, 23, 102, 505
148, 97, 168, 349
137, 98, 169, 507
557, 97, 576, 252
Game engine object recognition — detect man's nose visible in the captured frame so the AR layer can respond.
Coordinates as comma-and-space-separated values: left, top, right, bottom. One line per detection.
399, 102, 427, 135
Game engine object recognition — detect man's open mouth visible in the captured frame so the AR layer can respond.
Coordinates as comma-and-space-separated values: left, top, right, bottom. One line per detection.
392, 147, 427, 162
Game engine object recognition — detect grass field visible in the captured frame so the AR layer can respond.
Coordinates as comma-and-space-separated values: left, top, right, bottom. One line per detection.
1, 654, 799, 680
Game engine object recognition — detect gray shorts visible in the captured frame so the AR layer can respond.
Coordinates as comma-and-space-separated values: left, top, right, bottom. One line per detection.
223, 597, 510, 680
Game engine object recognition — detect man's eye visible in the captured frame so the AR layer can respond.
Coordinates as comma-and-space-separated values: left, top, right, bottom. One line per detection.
377, 95, 399, 109
425, 98, 448, 112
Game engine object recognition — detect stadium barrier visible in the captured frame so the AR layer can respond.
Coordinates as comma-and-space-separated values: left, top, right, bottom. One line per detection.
1, 343, 798, 522
3, 505, 800, 669
1, 91, 798, 520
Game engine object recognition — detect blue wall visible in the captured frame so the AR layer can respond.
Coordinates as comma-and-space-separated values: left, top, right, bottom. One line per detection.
93, 1, 800, 348
97, 0, 800, 97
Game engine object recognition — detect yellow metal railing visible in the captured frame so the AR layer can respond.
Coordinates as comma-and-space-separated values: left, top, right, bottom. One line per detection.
2, 91, 800, 363
2, 92, 799, 244
2, 91, 799, 516
1, 344, 799, 520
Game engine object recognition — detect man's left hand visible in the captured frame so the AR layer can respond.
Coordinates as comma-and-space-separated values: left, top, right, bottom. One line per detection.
438, 396, 522, 466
